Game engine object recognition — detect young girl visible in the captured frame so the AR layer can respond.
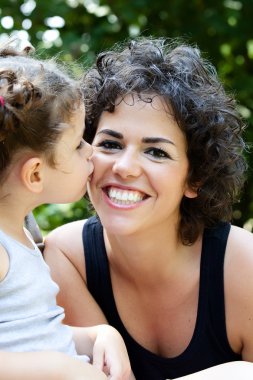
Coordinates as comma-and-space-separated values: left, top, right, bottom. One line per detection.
44, 37, 253, 380
0, 44, 131, 380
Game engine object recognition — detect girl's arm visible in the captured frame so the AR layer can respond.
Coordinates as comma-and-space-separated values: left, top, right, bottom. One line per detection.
0, 351, 107, 380
71, 325, 131, 380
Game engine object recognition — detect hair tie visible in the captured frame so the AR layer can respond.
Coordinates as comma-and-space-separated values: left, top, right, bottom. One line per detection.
0, 96, 5, 108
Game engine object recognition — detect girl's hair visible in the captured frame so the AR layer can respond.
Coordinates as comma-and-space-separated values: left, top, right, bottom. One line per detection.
0, 44, 83, 183
83, 37, 247, 244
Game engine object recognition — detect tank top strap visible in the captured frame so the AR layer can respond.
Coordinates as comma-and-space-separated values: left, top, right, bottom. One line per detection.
83, 216, 117, 320
200, 222, 233, 351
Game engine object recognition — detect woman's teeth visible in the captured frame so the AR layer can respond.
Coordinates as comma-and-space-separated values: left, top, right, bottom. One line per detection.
108, 187, 144, 205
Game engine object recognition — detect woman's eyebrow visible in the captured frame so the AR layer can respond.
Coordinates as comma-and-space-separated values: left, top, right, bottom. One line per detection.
97, 129, 123, 139
142, 137, 175, 146
96, 129, 175, 146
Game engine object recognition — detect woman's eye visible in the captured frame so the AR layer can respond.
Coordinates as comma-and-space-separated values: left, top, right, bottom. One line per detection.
145, 147, 170, 159
96, 140, 122, 150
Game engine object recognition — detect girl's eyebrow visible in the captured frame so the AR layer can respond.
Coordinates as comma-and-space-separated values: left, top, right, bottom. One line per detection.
97, 129, 175, 146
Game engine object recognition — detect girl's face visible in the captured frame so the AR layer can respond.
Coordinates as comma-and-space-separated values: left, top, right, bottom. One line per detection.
44, 104, 94, 204
88, 95, 197, 236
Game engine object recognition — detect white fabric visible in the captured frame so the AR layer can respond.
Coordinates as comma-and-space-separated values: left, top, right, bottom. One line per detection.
0, 229, 89, 362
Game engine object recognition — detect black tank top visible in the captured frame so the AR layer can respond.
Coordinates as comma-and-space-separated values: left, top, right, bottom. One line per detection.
83, 216, 241, 380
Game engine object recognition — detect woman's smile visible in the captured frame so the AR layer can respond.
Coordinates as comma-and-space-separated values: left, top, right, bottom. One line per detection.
103, 185, 149, 207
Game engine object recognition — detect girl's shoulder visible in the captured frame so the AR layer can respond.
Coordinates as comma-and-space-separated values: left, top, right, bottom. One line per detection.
0, 243, 9, 281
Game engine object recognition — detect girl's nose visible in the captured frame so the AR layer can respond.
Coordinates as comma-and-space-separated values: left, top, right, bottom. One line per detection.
86, 142, 93, 158
88, 158, 94, 176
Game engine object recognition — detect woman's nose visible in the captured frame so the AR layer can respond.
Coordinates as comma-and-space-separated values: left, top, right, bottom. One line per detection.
112, 150, 142, 178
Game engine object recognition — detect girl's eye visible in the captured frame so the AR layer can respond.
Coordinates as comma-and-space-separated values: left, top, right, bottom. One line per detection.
145, 147, 171, 160
76, 139, 85, 150
95, 140, 122, 150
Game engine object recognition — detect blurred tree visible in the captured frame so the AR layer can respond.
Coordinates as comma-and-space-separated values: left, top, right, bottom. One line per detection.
1, 0, 252, 232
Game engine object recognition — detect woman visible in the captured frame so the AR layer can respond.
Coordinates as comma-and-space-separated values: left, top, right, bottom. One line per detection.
44, 38, 253, 379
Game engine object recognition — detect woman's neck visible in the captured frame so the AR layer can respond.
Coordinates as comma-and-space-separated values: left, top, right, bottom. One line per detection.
104, 227, 202, 297
104, 221, 194, 284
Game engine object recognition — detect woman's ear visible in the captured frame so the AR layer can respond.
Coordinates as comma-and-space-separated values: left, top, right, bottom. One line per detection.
184, 188, 198, 199
184, 183, 199, 199
20, 157, 44, 193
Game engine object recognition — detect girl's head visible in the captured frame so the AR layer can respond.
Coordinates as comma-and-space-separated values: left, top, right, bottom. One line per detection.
83, 37, 247, 244
0, 44, 93, 204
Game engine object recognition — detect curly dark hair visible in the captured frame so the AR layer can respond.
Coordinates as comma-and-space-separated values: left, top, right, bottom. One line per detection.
83, 37, 247, 245
0, 43, 83, 183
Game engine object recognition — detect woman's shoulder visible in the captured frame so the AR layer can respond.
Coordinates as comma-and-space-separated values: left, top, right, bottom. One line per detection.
228, 224, 253, 256
226, 224, 253, 272
46, 219, 88, 246
44, 218, 89, 268
225, 224, 253, 311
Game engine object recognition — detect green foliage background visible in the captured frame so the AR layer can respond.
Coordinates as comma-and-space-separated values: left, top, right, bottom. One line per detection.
1, 0, 253, 233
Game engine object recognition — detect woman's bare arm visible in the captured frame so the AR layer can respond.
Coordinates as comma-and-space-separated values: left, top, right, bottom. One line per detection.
224, 226, 253, 361
44, 221, 135, 380
44, 220, 107, 326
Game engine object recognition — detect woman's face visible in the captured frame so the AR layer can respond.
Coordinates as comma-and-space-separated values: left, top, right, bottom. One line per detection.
88, 95, 197, 236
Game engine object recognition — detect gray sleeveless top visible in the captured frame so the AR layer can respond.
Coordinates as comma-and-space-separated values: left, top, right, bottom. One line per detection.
0, 228, 88, 360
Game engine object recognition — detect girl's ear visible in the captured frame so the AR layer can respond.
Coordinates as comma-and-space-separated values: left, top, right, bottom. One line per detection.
20, 157, 44, 193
